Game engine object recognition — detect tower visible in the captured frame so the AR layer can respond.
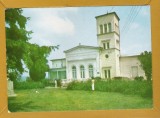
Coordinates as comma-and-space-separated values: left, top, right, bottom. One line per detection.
95, 12, 120, 79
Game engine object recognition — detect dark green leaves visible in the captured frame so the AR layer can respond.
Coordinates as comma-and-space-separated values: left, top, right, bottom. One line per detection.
6, 8, 57, 81
138, 51, 152, 81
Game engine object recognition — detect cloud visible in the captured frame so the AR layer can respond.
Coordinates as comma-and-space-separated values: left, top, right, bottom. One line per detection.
140, 6, 150, 16
23, 8, 78, 46
37, 14, 75, 35
129, 22, 140, 30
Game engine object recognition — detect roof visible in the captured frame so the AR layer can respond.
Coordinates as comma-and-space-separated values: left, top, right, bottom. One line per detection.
95, 12, 120, 21
64, 44, 100, 53
50, 58, 66, 61
120, 55, 140, 58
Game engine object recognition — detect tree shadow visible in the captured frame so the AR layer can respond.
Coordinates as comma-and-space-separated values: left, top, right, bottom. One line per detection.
8, 100, 41, 112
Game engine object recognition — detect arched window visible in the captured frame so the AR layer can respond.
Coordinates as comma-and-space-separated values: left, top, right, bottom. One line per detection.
89, 65, 94, 78
80, 65, 85, 78
104, 24, 107, 33
108, 23, 112, 32
72, 66, 77, 79
99, 25, 103, 34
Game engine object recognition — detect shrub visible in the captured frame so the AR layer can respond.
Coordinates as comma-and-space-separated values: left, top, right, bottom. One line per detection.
41, 79, 55, 87
67, 80, 91, 91
66, 79, 152, 98
92, 76, 101, 80
112, 76, 130, 80
56, 79, 62, 87
134, 76, 144, 81
26, 77, 32, 82
113, 76, 123, 80
14, 81, 45, 90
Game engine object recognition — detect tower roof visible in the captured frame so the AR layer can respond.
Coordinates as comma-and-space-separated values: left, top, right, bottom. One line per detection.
95, 12, 120, 21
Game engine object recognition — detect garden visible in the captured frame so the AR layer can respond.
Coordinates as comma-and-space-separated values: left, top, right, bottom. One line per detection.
8, 78, 153, 112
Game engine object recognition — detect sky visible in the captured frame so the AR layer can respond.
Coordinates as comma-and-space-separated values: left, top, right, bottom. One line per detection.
22, 6, 151, 64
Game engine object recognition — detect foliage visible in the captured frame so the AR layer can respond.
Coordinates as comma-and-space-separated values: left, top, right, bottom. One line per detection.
56, 79, 62, 87
134, 76, 144, 81
6, 8, 57, 82
67, 79, 152, 98
41, 79, 55, 87
113, 76, 123, 80
92, 76, 101, 80
15, 78, 56, 90
113, 76, 129, 80
138, 51, 152, 81
14, 81, 45, 90
6, 8, 31, 81
24, 44, 56, 81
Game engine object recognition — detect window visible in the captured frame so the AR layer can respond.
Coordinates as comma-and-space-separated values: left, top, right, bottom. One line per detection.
104, 69, 111, 79
89, 65, 94, 78
80, 65, 85, 78
108, 23, 112, 32
103, 43, 106, 49
72, 66, 77, 79
104, 24, 107, 33
99, 25, 103, 34
107, 42, 110, 49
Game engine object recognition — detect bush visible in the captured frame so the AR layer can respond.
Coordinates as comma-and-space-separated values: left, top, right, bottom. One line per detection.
56, 79, 62, 87
66, 79, 152, 98
134, 76, 144, 81
112, 76, 129, 80
92, 76, 101, 80
112, 76, 123, 80
66, 80, 91, 91
41, 79, 55, 87
14, 81, 45, 90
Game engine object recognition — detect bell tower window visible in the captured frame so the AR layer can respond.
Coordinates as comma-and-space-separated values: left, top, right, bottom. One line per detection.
99, 25, 103, 34
107, 42, 110, 49
104, 24, 107, 33
108, 23, 112, 32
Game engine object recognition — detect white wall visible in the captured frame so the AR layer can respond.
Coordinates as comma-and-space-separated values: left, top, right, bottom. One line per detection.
67, 59, 98, 80
52, 59, 66, 68
65, 46, 100, 80
120, 56, 146, 79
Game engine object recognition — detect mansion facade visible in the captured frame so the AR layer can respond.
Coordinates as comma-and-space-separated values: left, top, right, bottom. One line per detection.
49, 12, 145, 80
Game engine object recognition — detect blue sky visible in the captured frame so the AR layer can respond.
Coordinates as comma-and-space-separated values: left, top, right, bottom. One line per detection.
22, 6, 151, 61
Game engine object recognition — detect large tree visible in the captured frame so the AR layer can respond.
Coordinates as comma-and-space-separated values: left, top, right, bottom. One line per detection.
6, 8, 57, 81
6, 9, 32, 81
138, 51, 152, 81
23, 44, 56, 81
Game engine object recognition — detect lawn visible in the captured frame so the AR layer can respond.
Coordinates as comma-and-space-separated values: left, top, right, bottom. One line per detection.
8, 88, 153, 112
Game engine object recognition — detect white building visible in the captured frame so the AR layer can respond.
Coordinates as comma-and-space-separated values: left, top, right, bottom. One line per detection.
49, 12, 145, 80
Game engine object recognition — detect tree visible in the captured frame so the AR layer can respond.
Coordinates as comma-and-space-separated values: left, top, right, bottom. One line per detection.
6, 8, 32, 81
24, 44, 57, 81
6, 8, 57, 82
138, 51, 152, 81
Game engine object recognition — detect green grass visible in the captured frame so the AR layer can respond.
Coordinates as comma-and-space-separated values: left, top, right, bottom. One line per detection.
8, 88, 152, 112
